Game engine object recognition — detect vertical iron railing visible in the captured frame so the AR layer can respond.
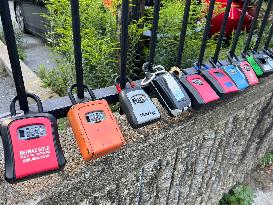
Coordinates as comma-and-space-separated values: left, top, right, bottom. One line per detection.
229, 0, 250, 57
254, 0, 273, 51
120, 0, 130, 88
70, 0, 84, 99
264, 23, 273, 51
212, 0, 232, 63
176, 0, 191, 68
1, 0, 273, 120
242, 0, 263, 54
197, 0, 216, 66
0, 0, 29, 112
147, 0, 161, 70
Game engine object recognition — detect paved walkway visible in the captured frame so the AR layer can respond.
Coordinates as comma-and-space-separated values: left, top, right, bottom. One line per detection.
254, 190, 273, 205
1, 1, 57, 73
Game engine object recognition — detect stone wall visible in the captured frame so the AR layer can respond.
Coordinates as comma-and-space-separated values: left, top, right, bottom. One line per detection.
1, 76, 273, 205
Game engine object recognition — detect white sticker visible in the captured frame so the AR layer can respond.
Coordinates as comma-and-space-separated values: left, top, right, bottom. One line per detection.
163, 73, 185, 101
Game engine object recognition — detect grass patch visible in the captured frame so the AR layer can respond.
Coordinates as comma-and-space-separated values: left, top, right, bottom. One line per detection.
219, 185, 255, 205
261, 153, 273, 168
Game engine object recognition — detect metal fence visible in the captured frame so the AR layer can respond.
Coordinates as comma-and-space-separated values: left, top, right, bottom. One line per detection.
0, 0, 273, 119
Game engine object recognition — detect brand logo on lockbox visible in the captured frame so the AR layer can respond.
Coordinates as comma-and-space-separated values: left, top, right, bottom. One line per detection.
192, 79, 204, 85
131, 94, 147, 104
140, 111, 157, 117
244, 65, 251, 71
19, 146, 51, 163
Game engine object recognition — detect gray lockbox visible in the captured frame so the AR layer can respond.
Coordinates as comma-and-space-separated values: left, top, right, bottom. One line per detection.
119, 87, 161, 129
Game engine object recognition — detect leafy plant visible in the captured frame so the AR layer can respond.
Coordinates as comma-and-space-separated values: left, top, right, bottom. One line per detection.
260, 153, 273, 168
39, 0, 271, 95
42, 0, 120, 95
219, 185, 255, 205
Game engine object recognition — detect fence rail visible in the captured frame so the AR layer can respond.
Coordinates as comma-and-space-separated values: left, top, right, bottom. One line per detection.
0, 0, 273, 120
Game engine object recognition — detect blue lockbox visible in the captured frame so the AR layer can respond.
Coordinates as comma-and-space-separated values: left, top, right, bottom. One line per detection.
221, 65, 249, 90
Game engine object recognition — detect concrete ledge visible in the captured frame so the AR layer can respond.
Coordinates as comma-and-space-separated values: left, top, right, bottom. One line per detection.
0, 40, 58, 101
0, 74, 273, 204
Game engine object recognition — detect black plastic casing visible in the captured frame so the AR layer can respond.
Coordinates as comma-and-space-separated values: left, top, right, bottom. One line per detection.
149, 73, 191, 116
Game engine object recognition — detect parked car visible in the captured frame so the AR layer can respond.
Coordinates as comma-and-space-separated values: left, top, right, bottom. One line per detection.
14, 0, 48, 39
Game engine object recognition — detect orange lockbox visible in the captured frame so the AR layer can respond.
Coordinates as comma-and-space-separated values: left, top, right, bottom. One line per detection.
67, 84, 125, 161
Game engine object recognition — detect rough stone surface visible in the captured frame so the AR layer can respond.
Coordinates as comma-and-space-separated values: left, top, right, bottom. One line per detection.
1, 76, 273, 205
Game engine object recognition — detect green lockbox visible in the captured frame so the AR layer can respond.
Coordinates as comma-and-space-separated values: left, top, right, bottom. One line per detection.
246, 55, 264, 76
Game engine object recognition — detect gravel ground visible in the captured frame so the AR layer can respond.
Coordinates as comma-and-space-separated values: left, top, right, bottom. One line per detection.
0, 70, 16, 163
0, 73, 16, 114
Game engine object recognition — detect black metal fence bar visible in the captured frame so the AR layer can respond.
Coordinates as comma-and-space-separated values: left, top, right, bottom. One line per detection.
254, 0, 273, 51
229, 0, 249, 57
197, 0, 216, 66
213, 0, 232, 62
0, 0, 29, 112
148, 0, 161, 69
70, 0, 84, 99
120, 0, 129, 88
264, 22, 273, 50
176, 0, 191, 68
243, 0, 263, 54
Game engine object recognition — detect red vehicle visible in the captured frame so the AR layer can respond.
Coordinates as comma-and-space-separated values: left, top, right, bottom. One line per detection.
103, 0, 255, 36
205, 0, 255, 36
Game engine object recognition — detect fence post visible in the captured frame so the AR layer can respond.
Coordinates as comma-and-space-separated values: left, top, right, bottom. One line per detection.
213, 0, 232, 62
243, 0, 263, 54
132, 0, 145, 75
229, 0, 250, 57
148, 0, 161, 70
70, 0, 84, 99
197, 0, 216, 66
120, 0, 130, 88
0, 0, 29, 112
254, 0, 273, 51
264, 23, 273, 51
176, 0, 192, 68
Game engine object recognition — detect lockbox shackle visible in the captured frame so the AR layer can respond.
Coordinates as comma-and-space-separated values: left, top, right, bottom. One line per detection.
242, 0, 263, 54
68, 84, 96, 105
145, 0, 161, 73
10, 93, 43, 116
0, 0, 29, 112
115, 76, 136, 93
264, 23, 273, 51
197, 0, 216, 67
176, 0, 191, 68
253, 0, 273, 51
212, 0, 232, 63
70, 0, 85, 99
